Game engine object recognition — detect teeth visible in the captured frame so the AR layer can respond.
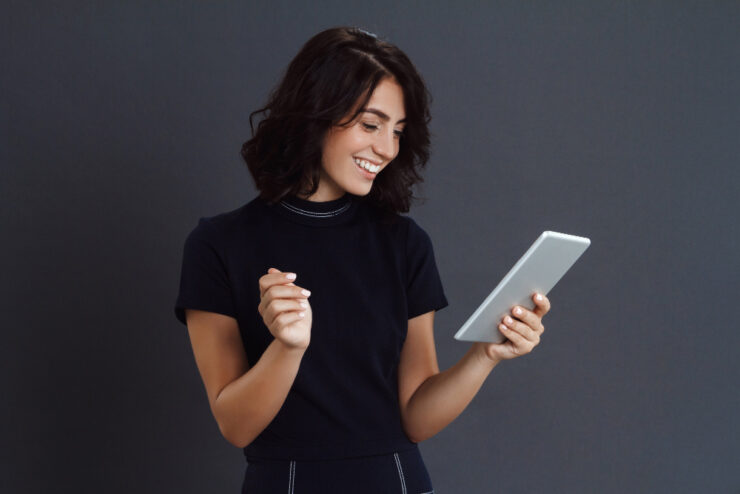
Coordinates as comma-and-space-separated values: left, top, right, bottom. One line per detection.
353, 158, 380, 173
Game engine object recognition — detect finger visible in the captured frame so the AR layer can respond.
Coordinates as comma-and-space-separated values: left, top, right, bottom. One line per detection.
268, 268, 295, 285
498, 324, 529, 354
265, 268, 296, 288
267, 284, 311, 300
510, 306, 544, 334
259, 285, 311, 315
502, 315, 538, 343
273, 309, 308, 333
266, 298, 309, 327
532, 293, 551, 318
260, 268, 298, 297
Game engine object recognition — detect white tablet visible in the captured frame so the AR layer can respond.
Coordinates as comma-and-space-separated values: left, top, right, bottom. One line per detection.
454, 231, 591, 343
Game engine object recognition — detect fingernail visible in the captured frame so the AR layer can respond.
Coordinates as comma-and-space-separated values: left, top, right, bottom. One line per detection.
513, 307, 522, 315
536, 293, 543, 301
505, 316, 513, 324
302, 289, 311, 296
286, 273, 296, 280
300, 301, 308, 308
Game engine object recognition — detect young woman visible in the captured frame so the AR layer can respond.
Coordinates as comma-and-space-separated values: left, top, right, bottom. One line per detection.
175, 26, 551, 494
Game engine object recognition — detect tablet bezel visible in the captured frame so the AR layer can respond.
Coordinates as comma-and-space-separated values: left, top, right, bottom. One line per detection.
453, 231, 590, 343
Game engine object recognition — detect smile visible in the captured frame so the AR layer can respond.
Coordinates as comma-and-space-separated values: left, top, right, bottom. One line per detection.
353, 157, 381, 173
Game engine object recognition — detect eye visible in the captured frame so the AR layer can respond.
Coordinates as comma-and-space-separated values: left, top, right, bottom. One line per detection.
361, 123, 379, 132
393, 129, 404, 139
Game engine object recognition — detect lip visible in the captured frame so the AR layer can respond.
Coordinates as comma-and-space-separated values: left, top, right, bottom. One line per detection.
354, 159, 378, 180
353, 156, 382, 166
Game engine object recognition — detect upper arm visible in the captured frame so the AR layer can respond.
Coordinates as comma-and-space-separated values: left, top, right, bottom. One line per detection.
185, 309, 250, 419
398, 310, 440, 419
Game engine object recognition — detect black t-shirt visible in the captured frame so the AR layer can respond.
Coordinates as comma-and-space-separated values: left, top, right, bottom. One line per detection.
174, 192, 448, 461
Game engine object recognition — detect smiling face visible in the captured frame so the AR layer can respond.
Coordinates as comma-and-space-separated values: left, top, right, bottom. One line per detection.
303, 77, 406, 201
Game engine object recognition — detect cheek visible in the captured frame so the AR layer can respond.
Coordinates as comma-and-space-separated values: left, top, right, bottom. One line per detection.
347, 131, 372, 149
329, 131, 361, 156
321, 136, 347, 167
323, 148, 354, 177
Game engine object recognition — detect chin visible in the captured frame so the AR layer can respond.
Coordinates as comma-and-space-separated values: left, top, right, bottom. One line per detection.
344, 181, 373, 197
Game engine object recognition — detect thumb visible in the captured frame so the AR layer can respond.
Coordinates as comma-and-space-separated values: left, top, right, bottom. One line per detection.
268, 267, 295, 286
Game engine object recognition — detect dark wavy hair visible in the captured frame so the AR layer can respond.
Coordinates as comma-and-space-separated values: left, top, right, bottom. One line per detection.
241, 26, 433, 215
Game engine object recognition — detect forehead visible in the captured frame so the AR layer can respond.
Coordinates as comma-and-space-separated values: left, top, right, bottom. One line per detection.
363, 78, 406, 121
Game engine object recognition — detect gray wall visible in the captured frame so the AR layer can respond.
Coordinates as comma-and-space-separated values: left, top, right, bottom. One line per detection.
3, 1, 738, 492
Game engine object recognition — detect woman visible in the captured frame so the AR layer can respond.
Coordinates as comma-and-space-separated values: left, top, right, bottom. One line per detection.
174, 26, 550, 494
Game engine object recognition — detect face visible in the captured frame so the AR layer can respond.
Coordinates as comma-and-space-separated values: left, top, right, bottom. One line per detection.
305, 77, 406, 201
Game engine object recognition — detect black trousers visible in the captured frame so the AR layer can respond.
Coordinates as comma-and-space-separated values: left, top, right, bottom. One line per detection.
242, 447, 434, 494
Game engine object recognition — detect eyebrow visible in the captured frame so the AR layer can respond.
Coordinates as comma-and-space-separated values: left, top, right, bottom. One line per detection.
362, 108, 406, 124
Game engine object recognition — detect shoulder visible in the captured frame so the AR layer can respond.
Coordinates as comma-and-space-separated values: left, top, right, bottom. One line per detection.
402, 215, 428, 234
186, 196, 264, 243
360, 198, 429, 233
357, 198, 437, 251
401, 215, 434, 247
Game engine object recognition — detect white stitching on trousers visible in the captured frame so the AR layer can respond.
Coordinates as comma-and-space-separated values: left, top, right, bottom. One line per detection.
288, 460, 295, 494
393, 452, 407, 494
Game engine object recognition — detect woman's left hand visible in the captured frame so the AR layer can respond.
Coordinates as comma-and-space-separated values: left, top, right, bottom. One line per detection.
478, 293, 551, 363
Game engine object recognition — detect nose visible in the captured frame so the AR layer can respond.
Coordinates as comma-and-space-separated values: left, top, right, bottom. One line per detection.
372, 127, 397, 161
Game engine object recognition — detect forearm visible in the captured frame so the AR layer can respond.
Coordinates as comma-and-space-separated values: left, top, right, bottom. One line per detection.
402, 343, 499, 443
213, 339, 305, 448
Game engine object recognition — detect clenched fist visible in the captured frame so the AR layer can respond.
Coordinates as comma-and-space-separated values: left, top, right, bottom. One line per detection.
257, 267, 313, 350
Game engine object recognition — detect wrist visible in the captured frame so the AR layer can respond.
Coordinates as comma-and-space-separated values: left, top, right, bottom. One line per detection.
272, 338, 308, 358
471, 342, 502, 368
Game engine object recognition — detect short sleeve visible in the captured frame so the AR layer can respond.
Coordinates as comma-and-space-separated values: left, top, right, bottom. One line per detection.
174, 218, 237, 325
405, 218, 449, 319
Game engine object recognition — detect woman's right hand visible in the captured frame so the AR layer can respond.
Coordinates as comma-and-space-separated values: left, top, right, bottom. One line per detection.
257, 267, 312, 350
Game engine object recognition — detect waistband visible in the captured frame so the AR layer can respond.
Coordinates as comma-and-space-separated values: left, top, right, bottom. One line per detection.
245, 442, 419, 464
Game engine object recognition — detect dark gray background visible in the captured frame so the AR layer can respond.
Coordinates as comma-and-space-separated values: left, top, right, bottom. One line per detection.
3, 1, 738, 493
